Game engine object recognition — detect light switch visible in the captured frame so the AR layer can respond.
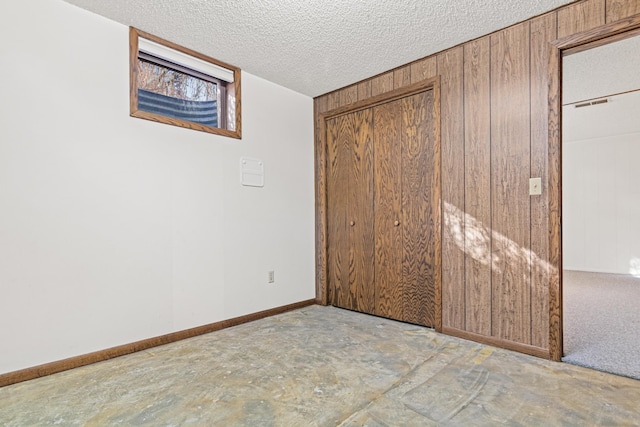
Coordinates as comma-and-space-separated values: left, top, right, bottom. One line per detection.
529, 177, 542, 196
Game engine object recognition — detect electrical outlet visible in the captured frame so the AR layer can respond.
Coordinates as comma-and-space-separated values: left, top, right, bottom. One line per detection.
268, 271, 275, 283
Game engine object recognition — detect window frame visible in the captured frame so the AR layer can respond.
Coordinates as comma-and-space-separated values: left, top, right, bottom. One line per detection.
129, 27, 242, 139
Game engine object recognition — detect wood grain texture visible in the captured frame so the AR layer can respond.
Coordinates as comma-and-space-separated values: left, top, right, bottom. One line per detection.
463, 36, 492, 336
490, 22, 531, 344
530, 12, 556, 350
340, 85, 358, 107
0, 299, 316, 388
371, 72, 394, 96
327, 91, 342, 110
438, 46, 466, 330
410, 57, 437, 84
431, 80, 443, 333
394, 65, 412, 89
561, 21, 640, 55
313, 96, 328, 305
357, 81, 372, 101
322, 78, 440, 121
442, 326, 549, 359
606, 0, 640, 23
402, 91, 436, 327
373, 99, 404, 321
548, 44, 563, 361
319, 78, 439, 317
348, 109, 376, 313
557, 0, 606, 38
326, 114, 351, 308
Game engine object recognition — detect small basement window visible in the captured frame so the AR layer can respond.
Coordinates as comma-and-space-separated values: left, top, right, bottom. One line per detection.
129, 27, 241, 138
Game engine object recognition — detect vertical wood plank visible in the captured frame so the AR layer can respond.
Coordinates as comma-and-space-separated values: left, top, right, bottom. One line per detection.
463, 36, 492, 336
349, 109, 376, 313
327, 91, 342, 110
558, 0, 606, 38
316, 95, 329, 115
490, 22, 532, 344
373, 100, 404, 321
432, 80, 443, 333
530, 12, 557, 350
402, 90, 436, 327
410, 57, 437, 84
315, 97, 329, 304
606, 0, 640, 22
548, 42, 563, 361
340, 85, 358, 107
371, 72, 394, 96
326, 115, 350, 308
438, 46, 466, 330
394, 65, 412, 89
357, 81, 372, 101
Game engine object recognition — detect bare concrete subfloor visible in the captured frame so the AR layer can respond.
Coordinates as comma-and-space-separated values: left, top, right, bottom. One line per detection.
1, 305, 639, 426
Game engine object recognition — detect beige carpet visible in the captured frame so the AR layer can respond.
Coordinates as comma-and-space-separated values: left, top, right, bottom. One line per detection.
563, 270, 640, 380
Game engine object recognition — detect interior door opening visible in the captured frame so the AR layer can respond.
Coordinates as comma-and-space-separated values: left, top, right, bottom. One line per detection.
561, 33, 640, 380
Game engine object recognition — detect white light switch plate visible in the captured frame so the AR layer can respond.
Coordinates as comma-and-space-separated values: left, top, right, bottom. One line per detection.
529, 177, 542, 196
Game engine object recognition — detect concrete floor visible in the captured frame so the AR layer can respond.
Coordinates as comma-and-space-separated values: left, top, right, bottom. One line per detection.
1, 306, 639, 426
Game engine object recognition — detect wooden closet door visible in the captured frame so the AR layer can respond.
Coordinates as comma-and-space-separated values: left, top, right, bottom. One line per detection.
326, 109, 375, 313
373, 100, 404, 321
401, 90, 436, 327
373, 90, 436, 327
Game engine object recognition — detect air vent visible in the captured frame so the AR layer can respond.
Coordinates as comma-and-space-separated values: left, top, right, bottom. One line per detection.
575, 98, 609, 108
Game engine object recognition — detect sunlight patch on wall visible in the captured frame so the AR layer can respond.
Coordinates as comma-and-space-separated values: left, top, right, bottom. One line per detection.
444, 202, 557, 280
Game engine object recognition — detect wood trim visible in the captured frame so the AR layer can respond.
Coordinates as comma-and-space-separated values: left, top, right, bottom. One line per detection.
547, 12, 640, 362
315, 77, 442, 329
432, 80, 443, 333
317, 102, 329, 305
563, 24, 640, 55
442, 326, 550, 359
0, 300, 316, 388
129, 27, 242, 139
552, 12, 640, 51
548, 43, 563, 362
320, 77, 440, 121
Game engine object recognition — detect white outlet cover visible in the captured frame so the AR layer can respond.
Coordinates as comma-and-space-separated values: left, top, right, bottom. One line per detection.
240, 157, 264, 187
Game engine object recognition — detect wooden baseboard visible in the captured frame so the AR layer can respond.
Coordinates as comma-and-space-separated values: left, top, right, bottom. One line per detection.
442, 326, 550, 359
0, 299, 316, 388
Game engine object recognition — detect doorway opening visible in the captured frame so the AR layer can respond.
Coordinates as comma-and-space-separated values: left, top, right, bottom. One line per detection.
549, 14, 640, 378
562, 35, 640, 380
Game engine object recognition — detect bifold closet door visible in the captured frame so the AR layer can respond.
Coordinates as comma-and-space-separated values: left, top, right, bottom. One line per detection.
373, 99, 403, 321
373, 90, 436, 327
326, 109, 375, 313
400, 90, 436, 327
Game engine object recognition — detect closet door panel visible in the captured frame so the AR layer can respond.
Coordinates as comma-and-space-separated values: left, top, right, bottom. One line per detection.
349, 109, 376, 313
373, 100, 404, 320
327, 114, 352, 308
402, 90, 436, 327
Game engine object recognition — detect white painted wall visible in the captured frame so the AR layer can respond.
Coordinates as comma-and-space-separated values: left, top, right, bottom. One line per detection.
0, 0, 315, 374
563, 91, 640, 275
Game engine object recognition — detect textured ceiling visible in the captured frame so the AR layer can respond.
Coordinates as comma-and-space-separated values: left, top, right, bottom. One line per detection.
63, 0, 574, 97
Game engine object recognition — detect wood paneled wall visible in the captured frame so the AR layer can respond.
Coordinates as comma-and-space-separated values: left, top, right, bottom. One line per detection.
314, 0, 640, 357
